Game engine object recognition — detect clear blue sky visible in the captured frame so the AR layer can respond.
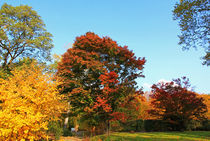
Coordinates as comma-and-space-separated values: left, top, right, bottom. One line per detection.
1, 0, 209, 94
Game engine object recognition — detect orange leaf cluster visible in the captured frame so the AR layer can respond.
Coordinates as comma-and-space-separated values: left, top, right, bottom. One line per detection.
198, 94, 210, 119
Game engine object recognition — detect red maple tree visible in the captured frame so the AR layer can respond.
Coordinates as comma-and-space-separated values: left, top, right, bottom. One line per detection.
149, 77, 207, 131
56, 32, 146, 131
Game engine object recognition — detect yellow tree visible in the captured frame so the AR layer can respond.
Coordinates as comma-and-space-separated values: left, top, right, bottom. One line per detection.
0, 63, 66, 140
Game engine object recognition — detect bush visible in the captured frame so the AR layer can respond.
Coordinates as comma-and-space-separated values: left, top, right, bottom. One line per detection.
144, 120, 169, 132
121, 121, 137, 132
110, 120, 144, 132
136, 120, 144, 131
110, 121, 123, 132
63, 128, 73, 136
47, 121, 63, 140
195, 120, 210, 131
202, 120, 210, 131
186, 120, 202, 131
111, 119, 210, 132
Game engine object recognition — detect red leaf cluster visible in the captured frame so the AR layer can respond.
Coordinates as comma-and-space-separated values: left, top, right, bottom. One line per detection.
149, 77, 207, 122
109, 112, 128, 122
93, 96, 112, 112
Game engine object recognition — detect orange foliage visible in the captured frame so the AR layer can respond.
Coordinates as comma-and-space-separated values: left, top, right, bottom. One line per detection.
119, 94, 151, 121
137, 96, 151, 120
199, 94, 210, 119
0, 64, 66, 140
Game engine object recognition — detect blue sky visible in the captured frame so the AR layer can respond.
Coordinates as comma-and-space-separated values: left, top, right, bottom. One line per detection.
1, 0, 209, 94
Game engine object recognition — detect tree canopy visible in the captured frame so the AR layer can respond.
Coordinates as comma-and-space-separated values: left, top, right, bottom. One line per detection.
0, 3, 53, 69
56, 32, 146, 130
150, 77, 207, 131
173, 0, 209, 65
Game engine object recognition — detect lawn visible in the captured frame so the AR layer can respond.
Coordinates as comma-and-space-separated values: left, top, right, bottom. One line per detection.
90, 131, 210, 141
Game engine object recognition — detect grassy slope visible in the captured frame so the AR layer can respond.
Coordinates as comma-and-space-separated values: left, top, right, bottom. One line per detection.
91, 131, 210, 141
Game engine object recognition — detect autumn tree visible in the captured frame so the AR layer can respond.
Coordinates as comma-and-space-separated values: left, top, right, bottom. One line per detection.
199, 94, 210, 119
0, 3, 53, 70
173, 0, 209, 65
111, 92, 150, 123
56, 32, 146, 132
149, 77, 207, 131
135, 95, 151, 120
0, 63, 66, 140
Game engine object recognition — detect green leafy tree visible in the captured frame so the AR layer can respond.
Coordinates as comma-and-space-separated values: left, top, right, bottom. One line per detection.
150, 77, 207, 131
56, 32, 146, 133
173, 0, 209, 65
0, 3, 53, 70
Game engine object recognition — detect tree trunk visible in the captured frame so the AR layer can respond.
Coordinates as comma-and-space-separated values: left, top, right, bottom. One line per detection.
64, 117, 69, 129
107, 120, 110, 137
64, 102, 70, 129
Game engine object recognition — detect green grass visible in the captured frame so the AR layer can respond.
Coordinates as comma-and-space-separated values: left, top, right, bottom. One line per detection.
91, 131, 210, 141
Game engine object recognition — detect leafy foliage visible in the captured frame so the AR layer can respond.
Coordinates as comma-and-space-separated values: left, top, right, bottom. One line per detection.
56, 32, 145, 130
0, 3, 53, 69
0, 57, 51, 79
173, 0, 210, 65
113, 93, 150, 123
149, 77, 207, 131
0, 63, 66, 140
48, 54, 62, 74
199, 94, 210, 119
47, 121, 63, 140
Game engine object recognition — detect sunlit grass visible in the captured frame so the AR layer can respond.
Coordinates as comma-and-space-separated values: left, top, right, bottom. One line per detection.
91, 131, 210, 141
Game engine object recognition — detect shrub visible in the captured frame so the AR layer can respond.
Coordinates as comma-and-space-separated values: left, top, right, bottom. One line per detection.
136, 120, 144, 131
144, 120, 169, 132
196, 120, 210, 131
63, 129, 73, 136
47, 121, 63, 140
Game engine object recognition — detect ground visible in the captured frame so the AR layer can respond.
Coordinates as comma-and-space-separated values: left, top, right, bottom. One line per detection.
60, 136, 82, 141
89, 131, 210, 141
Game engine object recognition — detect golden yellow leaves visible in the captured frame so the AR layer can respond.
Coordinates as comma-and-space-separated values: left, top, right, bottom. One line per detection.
0, 64, 66, 140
